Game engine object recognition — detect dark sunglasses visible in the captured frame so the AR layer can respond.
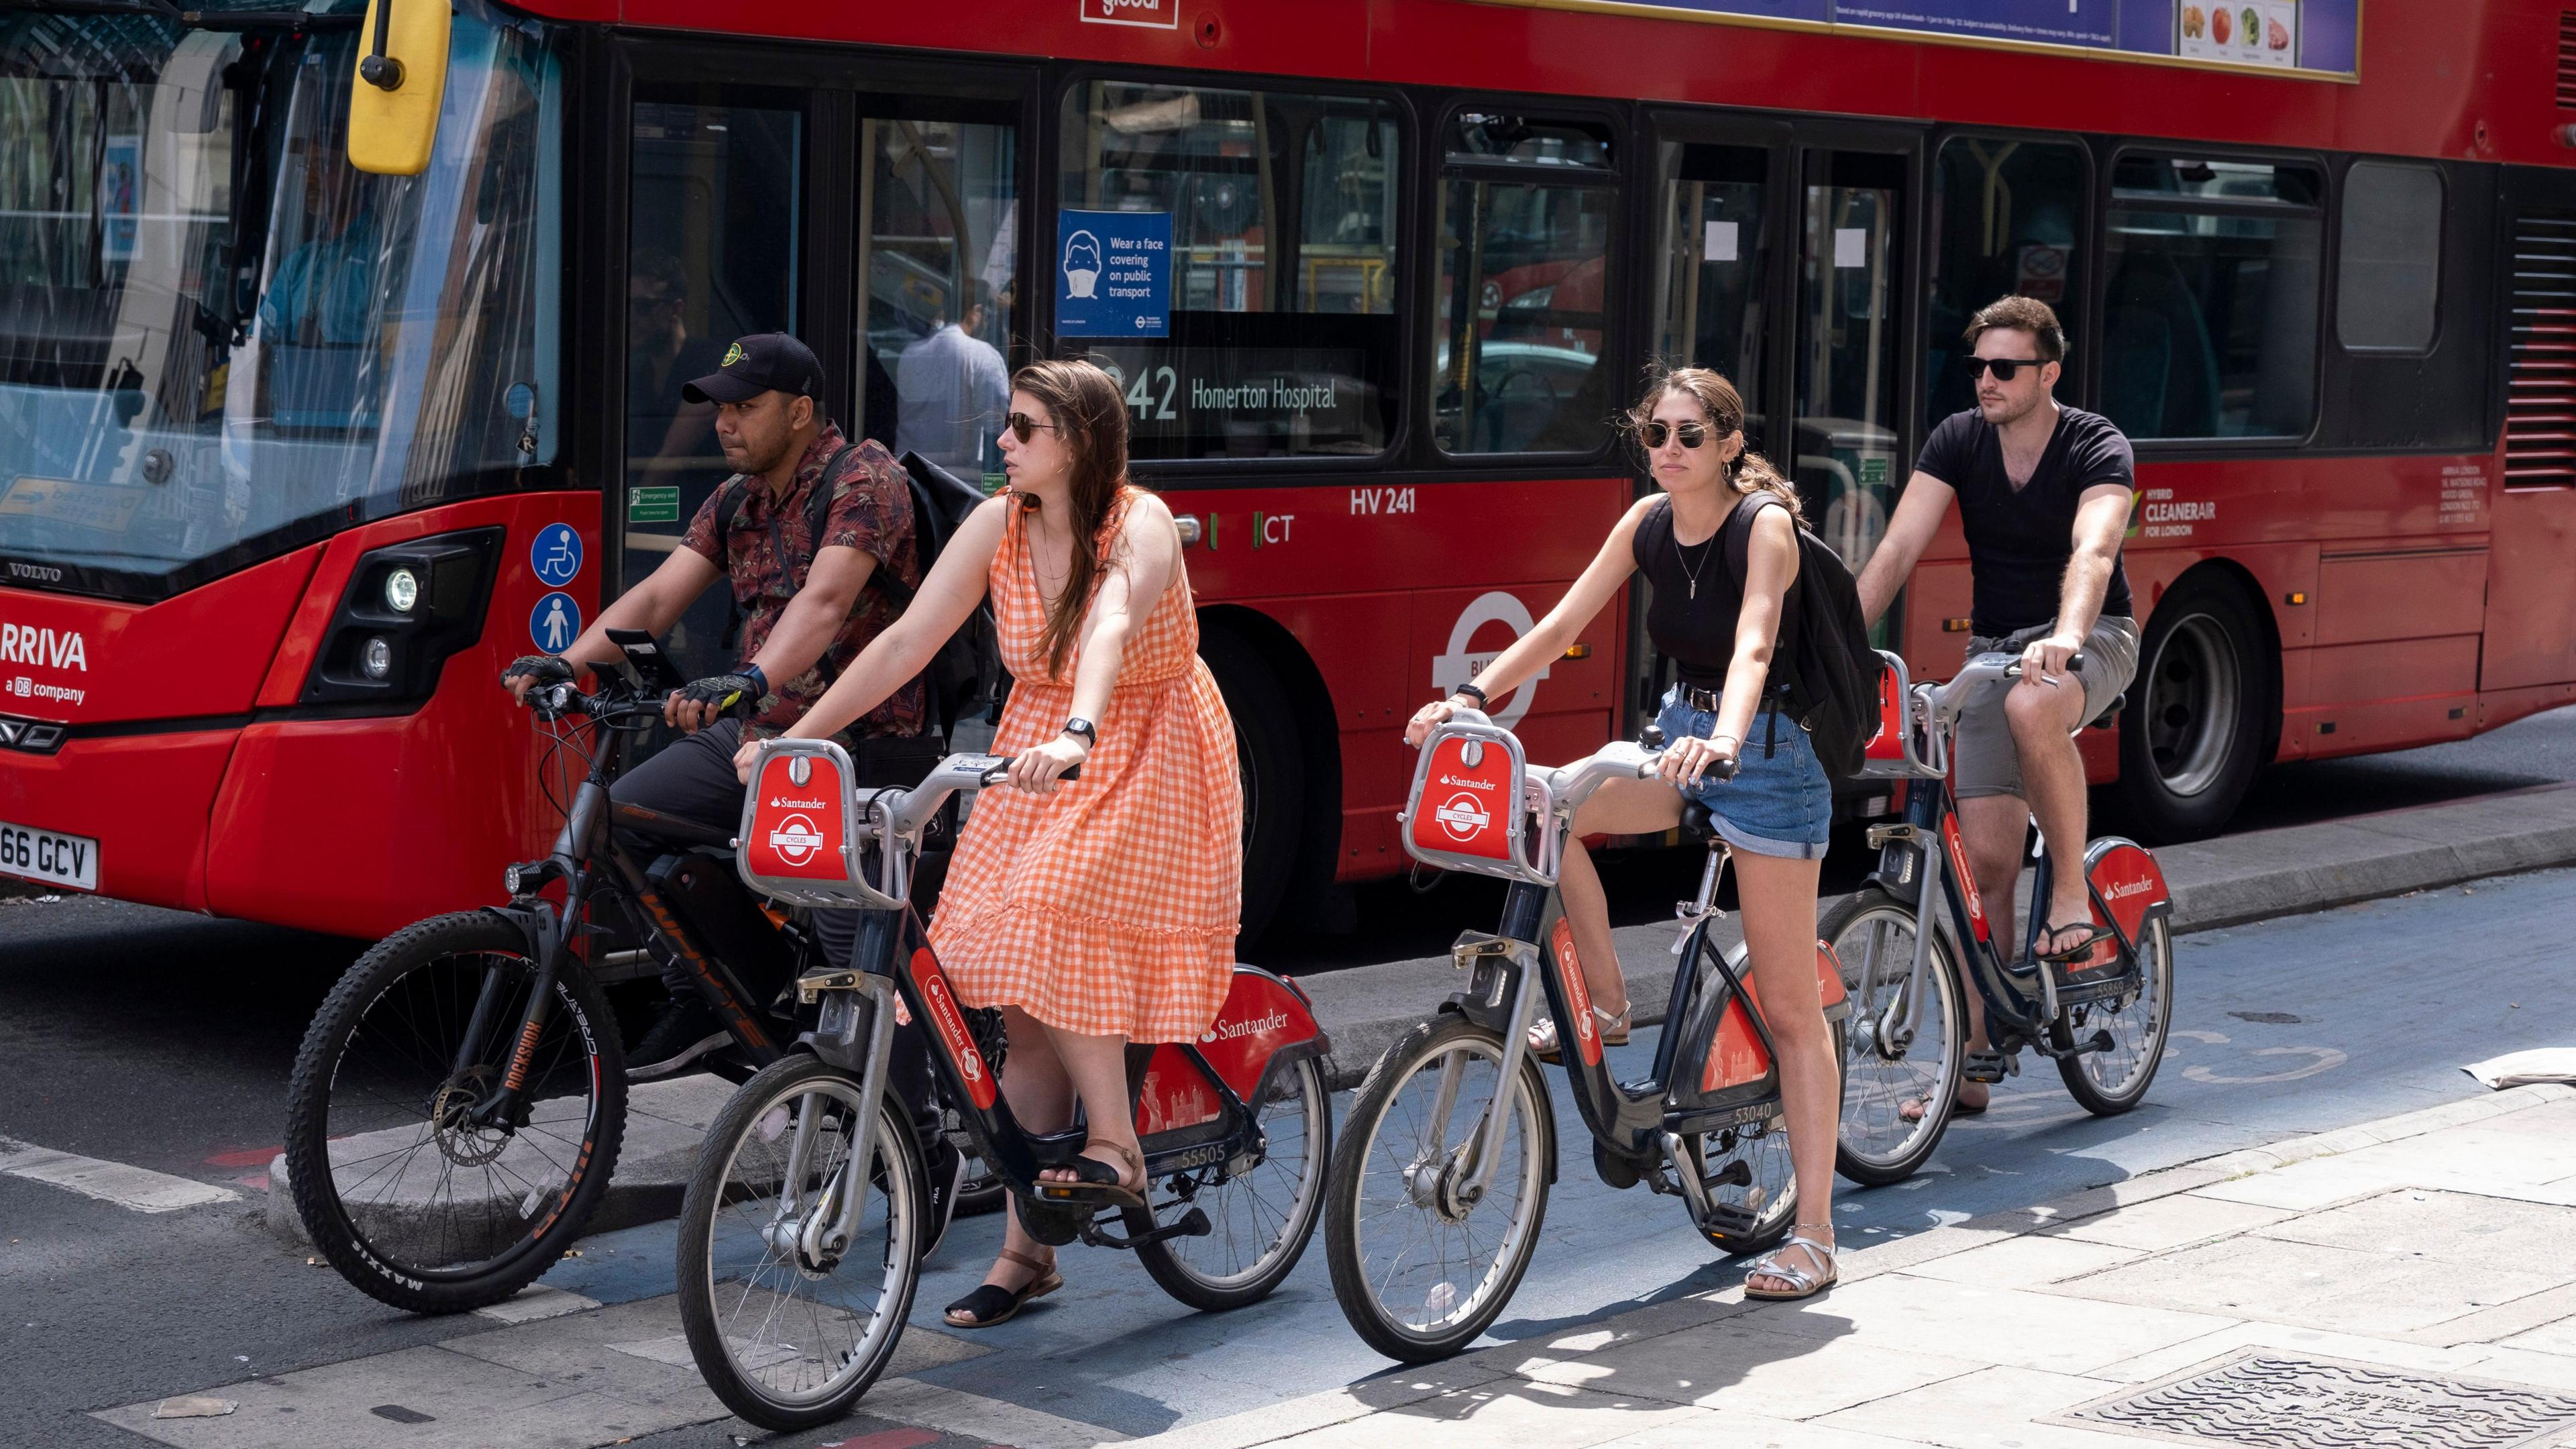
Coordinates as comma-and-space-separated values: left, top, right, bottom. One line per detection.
1962, 356, 2047, 382
1638, 420, 1713, 449
1004, 411, 1065, 443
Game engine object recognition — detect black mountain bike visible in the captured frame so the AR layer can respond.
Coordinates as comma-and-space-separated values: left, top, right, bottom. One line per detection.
1828, 649, 2176, 1186
285, 634, 841, 1313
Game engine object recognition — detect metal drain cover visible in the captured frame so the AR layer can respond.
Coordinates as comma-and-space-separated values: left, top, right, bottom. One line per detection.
2059, 1351, 2576, 1449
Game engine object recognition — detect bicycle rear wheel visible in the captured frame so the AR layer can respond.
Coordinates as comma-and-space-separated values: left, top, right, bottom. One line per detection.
2054, 914, 2174, 1116
1325, 1016, 1554, 1363
284, 912, 625, 1314
677, 1052, 923, 1432
1136, 1055, 1332, 1311
1824, 888, 1966, 1185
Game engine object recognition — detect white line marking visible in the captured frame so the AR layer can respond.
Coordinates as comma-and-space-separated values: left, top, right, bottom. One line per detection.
0, 1136, 239, 1213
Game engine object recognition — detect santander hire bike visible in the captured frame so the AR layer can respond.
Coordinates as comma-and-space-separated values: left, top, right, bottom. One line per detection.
669, 735, 1334, 1431
1322, 708, 1849, 1362
1828, 649, 2176, 1185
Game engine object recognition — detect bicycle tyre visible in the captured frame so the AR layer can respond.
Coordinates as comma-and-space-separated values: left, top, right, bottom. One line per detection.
677, 1052, 924, 1433
1823, 888, 1967, 1186
284, 911, 625, 1315
1136, 1055, 1333, 1311
1325, 1015, 1554, 1363
2053, 913, 2174, 1116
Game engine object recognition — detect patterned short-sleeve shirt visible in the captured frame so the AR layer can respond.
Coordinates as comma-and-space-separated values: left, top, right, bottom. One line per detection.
680, 423, 926, 738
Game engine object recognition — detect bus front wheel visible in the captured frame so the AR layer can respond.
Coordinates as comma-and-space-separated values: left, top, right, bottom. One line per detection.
2116, 573, 2270, 843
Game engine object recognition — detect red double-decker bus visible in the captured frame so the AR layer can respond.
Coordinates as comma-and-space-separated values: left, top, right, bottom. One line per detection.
4, 0, 2572, 941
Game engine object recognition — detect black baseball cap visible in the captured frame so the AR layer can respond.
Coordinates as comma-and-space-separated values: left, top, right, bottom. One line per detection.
682, 332, 825, 405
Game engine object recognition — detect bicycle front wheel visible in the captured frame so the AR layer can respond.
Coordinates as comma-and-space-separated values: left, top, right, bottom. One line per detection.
284, 912, 625, 1314
1824, 888, 1966, 1185
1325, 1015, 1554, 1363
1136, 1055, 1332, 1311
2054, 913, 2174, 1116
677, 1052, 924, 1433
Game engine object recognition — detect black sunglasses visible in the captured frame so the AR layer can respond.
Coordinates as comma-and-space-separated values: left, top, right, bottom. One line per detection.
1638, 420, 1712, 449
1004, 411, 1065, 443
1962, 356, 2047, 382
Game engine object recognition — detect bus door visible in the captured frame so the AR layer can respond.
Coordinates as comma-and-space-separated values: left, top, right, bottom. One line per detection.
610, 42, 1032, 682
1787, 129, 1921, 633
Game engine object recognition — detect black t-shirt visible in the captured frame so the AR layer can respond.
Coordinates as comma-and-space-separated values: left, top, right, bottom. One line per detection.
1634, 493, 1799, 688
1915, 405, 2135, 635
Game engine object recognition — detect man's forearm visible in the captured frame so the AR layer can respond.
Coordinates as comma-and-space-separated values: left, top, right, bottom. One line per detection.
2054, 551, 2114, 641
747, 592, 853, 689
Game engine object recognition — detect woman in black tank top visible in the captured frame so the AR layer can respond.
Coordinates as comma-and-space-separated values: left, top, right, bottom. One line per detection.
1401, 368, 1844, 1300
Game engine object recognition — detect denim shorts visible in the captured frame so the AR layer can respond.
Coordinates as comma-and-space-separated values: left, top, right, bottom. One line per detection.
1654, 686, 1833, 859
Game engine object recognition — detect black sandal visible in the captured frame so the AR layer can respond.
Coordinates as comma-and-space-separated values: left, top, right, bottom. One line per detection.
943, 1246, 1061, 1330
2037, 919, 2115, 965
1031, 1139, 1147, 1213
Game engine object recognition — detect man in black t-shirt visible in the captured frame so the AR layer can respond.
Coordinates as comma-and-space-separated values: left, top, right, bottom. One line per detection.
1856, 296, 2140, 1103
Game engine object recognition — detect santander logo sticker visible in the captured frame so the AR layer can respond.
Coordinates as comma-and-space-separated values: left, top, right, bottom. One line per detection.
914, 951, 996, 1108
1203, 1009, 1290, 1044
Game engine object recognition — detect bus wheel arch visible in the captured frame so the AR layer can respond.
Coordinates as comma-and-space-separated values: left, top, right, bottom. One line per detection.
1197, 608, 1341, 945
2116, 563, 2278, 844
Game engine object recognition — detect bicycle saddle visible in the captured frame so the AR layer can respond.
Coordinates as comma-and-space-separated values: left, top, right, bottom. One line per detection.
1679, 800, 1721, 841
2087, 694, 2125, 731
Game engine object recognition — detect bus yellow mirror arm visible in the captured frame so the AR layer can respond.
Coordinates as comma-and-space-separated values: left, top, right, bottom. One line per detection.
359, 0, 404, 91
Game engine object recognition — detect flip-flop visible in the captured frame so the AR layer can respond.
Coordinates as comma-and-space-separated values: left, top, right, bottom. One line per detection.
2036, 920, 2115, 965
943, 1246, 1061, 1329
1031, 1138, 1148, 1214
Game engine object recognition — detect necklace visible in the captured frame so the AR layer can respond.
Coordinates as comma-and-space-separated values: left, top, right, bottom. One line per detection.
1672, 519, 1718, 600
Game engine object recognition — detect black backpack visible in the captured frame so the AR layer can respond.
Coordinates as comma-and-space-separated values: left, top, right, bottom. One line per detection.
712, 445, 1000, 739
1719, 491, 1885, 781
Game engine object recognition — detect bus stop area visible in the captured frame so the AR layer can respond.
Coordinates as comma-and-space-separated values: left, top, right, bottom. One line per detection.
5, 711, 2575, 1449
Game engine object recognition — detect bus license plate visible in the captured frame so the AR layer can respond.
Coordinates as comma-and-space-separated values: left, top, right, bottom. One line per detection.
0, 819, 97, 892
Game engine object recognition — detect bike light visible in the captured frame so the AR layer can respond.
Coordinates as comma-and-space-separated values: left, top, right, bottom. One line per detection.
384, 566, 419, 613
362, 637, 394, 679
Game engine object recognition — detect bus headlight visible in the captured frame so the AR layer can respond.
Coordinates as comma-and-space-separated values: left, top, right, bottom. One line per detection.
301, 527, 502, 708
362, 637, 394, 680
384, 567, 420, 613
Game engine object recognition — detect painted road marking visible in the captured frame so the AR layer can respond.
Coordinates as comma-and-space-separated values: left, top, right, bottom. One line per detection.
0, 1136, 238, 1214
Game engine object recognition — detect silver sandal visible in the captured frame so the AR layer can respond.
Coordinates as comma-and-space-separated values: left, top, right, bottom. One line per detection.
1744, 1227, 1838, 1301
1529, 1003, 1631, 1063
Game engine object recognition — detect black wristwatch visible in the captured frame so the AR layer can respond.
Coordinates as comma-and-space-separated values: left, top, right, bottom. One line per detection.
1452, 682, 1489, 707
1061, 717, 1097, 748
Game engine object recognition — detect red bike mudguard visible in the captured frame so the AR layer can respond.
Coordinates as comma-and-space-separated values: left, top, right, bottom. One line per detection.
1136, 1046, 1226, 1134
1701, 941, 1851, 1093
2086, 838, 2171, 958
1194, 966, 1326, 1101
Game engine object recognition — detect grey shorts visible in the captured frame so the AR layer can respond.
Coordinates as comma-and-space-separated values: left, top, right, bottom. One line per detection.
1953, 616, 2141, 802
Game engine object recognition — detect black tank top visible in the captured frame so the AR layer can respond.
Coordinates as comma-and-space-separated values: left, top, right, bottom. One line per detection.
1633, 493, 1800, 689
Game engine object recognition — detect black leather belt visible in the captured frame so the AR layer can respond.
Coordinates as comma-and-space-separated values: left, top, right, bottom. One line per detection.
1678, 682, 1725, 712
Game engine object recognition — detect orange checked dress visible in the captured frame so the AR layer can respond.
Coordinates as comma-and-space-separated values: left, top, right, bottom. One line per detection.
928, 488, 1242, 1042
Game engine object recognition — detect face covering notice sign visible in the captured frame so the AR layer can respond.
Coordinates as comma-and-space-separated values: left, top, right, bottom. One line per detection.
1058, 209, 1171, 338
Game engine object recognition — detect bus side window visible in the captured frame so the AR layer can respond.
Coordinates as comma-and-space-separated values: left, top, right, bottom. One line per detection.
1055, 80, 1401, 462
2337, 162, 2442, 354
2100, 155, 2322, 441
1926, 136, 2089, 425
1652, 142, 1771, 457
1432, 112, 1619, 458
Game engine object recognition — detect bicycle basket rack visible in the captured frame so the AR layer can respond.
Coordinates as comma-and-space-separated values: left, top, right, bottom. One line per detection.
735, 737, 903, 910
1397, 718, 1558, 886
1856, 649, 1947, 780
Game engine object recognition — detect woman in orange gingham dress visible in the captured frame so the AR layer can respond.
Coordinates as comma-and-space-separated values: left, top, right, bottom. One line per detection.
741, 359, 1240, 1328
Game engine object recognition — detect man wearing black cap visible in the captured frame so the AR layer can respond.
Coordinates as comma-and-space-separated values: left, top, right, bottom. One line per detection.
502, 331, 967, 1246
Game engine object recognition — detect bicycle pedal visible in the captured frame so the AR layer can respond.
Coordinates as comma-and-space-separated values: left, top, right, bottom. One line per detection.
1697, 1201, 1760, 1239
1962, 1050, 2016, 1084
2078, 1030, 2114, 1055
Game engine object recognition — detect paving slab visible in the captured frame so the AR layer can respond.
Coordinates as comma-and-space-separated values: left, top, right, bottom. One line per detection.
1895, 1233, 2145, 1290
1738, 1273, 2239, 1378
1812, 1364, 2150, 1449
1245, 1377, 1708, 1449
2051, 1193, 2298, 1252
1526, 1318, 1984, 1418
96, 1344, 621, 1449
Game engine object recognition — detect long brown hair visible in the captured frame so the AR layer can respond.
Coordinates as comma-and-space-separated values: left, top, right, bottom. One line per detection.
1626, 367, 1804, 523
1012, 358, 1134, 682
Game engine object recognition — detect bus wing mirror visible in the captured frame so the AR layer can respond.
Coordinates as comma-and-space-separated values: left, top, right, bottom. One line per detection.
346, 0, 449, 176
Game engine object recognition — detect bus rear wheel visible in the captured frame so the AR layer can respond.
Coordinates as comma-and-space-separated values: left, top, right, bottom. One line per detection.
2117, 574, 2269, 843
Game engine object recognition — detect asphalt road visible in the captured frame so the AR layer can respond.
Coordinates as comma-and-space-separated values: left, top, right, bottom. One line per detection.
5, 864, 2569, 1448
